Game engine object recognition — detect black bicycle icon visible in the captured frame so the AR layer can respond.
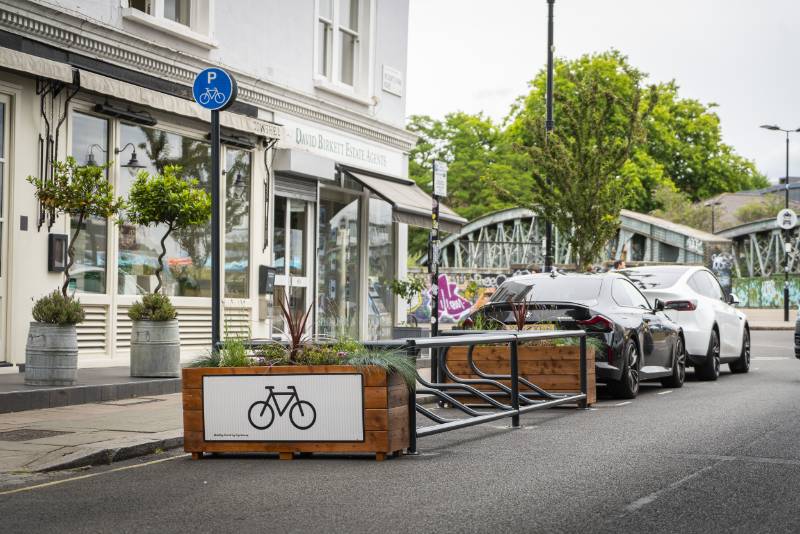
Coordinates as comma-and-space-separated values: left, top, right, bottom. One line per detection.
247, 386, 317, 430
198, 87, 226, 105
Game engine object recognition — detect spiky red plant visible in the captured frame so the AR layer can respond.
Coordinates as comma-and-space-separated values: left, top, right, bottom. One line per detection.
509, 299, 529, 331
278, 295, 312, 362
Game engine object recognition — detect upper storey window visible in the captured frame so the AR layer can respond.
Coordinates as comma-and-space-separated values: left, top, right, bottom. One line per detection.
124, 0, 216, 49
315, 0, 372, 103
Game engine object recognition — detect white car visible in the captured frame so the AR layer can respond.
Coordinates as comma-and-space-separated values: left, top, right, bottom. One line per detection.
620, 266, 750, 380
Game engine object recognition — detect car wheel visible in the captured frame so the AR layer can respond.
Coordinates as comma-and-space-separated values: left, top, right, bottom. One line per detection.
609, 338, 640, 399
696, 328, 721, 381
661, 335, 686, 388
729, 327, 751, 374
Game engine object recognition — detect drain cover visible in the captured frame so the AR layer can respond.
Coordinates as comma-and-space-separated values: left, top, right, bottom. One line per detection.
0, 429, 73, 442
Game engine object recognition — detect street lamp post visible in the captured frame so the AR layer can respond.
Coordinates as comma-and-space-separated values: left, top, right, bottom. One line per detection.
543, 0, 555, 272
760, 124, 800, 322
704, 200, 722, 234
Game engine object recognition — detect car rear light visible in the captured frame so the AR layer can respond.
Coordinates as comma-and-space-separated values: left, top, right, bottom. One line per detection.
664, 300, 697, 311
577, 315, 614, 332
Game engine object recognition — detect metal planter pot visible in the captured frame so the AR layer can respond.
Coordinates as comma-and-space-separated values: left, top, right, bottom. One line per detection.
130, 319, 181, 378
25, 322, 78, 386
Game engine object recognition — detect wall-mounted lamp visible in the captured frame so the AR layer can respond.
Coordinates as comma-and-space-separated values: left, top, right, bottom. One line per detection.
115, 142, 146, 169
85, 144, 106, 167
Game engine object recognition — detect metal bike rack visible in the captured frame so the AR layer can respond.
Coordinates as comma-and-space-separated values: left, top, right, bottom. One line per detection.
404, 330, 588, 453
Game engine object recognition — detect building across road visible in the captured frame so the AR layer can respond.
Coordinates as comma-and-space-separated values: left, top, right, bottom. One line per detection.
0, 1, 464, 370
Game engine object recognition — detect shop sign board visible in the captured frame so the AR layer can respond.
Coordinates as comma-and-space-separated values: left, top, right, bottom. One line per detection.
382, 65, 403, 96
203, 374, 364, 442
276, 114, 406, 177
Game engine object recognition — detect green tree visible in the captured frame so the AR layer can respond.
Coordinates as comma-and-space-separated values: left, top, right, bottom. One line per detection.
503, 50, 658, 269
648, 185, 712, 232
125, 165, 212, 294
643, 82, 768, 200
27, 157, 124, 297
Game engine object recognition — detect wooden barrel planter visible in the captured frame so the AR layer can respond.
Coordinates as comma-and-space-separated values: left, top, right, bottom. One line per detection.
445, 344, 596, 405
182, 365, 410, 461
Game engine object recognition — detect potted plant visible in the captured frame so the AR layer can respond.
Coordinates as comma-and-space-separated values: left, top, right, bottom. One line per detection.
125, 165, 211, 378
389, 277, 427, 339
181, 297, 416, 461
26, 158, 123, 385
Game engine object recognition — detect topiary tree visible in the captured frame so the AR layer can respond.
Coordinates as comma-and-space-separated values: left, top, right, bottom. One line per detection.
125, 165, 211, 294
27, 157, 124, 297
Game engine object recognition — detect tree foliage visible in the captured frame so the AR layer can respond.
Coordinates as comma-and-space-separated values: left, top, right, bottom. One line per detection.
648, 185, 712, 232
27, 157, 124, 297
125, 165, 212, 294
734, 195, 784, 224
503, 50, 657, 269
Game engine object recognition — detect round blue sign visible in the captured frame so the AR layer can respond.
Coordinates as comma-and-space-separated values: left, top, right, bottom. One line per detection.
192, 67, 237, 111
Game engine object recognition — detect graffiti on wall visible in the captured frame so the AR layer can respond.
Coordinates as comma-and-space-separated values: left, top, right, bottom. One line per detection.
710, 252, 734, 297
731, 276, 800, 308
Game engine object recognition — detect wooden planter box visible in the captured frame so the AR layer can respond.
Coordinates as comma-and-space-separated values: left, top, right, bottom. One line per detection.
445, 344, 596, 405
182, 365, 410, 461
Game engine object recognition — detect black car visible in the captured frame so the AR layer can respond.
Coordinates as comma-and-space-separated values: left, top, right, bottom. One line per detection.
469, 272, 686, 399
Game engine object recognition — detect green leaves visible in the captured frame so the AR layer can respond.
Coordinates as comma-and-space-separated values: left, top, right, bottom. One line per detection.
127, 292, 177, 321
125, 165, 211, 230
32, 290, 85, 325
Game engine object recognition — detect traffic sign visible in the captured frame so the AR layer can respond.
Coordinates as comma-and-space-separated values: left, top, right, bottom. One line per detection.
777, 208, 797, 230
433, 160, 447, 197
192, 67, 237, 111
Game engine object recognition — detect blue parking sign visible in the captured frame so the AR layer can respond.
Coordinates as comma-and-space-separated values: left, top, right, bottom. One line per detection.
193, 67, 237, 111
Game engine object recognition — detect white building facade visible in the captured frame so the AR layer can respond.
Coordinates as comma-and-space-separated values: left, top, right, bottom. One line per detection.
0, 0, 464, 368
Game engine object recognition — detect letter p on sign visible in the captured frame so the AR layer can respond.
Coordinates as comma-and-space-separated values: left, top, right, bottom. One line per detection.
207, 71, 217, 84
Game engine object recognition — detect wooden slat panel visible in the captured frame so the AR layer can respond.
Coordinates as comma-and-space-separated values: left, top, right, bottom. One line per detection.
364, 408, 388, 431
388, 384, 408, 408
184, 431, 390, 453
364, 387, 387, 409
183, 388, 203, 410
388, 406, 410, 452
183, 409, 203, 432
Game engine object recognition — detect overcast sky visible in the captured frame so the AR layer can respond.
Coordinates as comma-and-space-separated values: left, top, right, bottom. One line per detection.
406, 0, 800, 184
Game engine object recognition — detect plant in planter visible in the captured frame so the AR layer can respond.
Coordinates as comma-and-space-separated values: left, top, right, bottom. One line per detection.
125, 165, 211, 377
389, 277, 427, 339
182, 297, 416, 461
26, 158, 123, 385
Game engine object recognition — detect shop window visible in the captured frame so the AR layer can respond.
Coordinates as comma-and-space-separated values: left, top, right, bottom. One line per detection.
69, 111, 110, 294
367, 197, 394, 340
225, 149, 251, 298
117, 123, 212, 297
317, 188, 361, 338
315, 0, 371, 96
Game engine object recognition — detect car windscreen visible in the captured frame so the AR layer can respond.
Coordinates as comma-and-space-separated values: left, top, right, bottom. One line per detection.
490, 277, 602, 303
620, 269, 684, 290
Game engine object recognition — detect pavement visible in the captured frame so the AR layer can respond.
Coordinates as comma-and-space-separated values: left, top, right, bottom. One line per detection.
740, 307, 797, 330
0, 331, 798, 533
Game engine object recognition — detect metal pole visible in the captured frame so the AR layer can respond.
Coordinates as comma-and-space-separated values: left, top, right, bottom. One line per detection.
544, 0, 555, 272
211, 110, 222, 352
510, 339, 520, 428
430, 162, 441, 384
786, 131, 791, 322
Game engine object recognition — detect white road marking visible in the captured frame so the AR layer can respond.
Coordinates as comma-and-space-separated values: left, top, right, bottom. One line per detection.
615, 401, 632, 406
657, 390, 673, 395
752, 357, 788, 361
0, 453, 188, 496
623, 464, 717, 514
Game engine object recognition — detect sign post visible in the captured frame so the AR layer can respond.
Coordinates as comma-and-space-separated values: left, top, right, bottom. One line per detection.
430, 160, 447, 385
193, 67, 238, 353
777, 207, 797, 322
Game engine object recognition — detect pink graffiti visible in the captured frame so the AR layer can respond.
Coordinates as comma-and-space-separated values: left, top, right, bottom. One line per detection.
437, 274, 473, 320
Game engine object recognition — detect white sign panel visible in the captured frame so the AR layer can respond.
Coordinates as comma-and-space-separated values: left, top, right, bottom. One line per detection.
777, 208, 797, 230
382, 65, 404, 97
433, 160, 448, 197
276, 114, 405, 177
203, 374, 364, 442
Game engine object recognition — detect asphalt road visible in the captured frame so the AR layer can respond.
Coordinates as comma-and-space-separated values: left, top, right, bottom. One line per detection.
2, 330, 799, 534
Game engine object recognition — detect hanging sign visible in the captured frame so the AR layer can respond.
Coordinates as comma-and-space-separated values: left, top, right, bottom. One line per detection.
433, 160, 448, 197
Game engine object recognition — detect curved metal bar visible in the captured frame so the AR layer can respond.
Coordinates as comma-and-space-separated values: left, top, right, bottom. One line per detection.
438, 346, 536, 406
416, 404, 453, 424
466, 344, 562, 400
415, 388, 483, 417
416, 367, 513, 411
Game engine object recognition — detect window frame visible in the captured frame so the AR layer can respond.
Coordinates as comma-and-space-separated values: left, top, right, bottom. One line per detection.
122, 0, 218, 49
313, 0, 374, 104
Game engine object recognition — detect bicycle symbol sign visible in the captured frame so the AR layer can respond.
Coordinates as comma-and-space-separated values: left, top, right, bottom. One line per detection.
247, 385, 317, 430
192, 67, 237, 111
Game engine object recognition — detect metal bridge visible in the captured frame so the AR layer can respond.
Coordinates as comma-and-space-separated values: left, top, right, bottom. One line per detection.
718, 219, 800, 277
420, 207, 728, 271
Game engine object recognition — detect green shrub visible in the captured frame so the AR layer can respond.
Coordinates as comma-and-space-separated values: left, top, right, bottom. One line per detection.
128, 293, 177, 321
218, 337, 251, 367
31, 290, 85, 325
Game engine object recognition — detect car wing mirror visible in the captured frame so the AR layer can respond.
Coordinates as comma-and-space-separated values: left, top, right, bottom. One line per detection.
653, 298, 665, 312
726, 293, 739, 306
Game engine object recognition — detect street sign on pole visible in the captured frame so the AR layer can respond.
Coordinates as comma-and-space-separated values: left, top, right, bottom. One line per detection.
193, 67, 237, 353
777, 208, 797, 230
433, 160, 448, 197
